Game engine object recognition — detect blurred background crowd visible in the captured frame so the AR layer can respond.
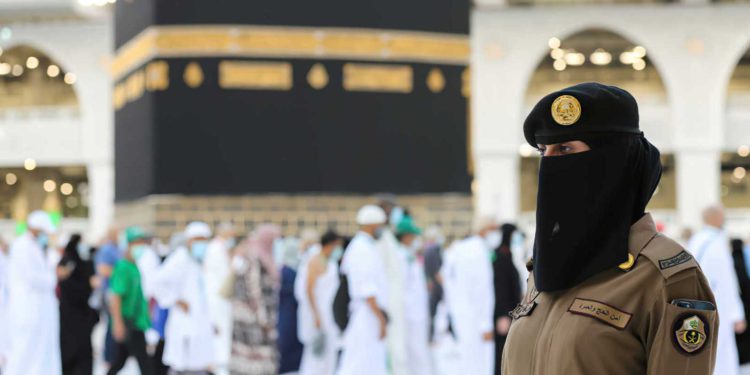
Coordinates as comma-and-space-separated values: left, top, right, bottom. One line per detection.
3, 198, 750, 374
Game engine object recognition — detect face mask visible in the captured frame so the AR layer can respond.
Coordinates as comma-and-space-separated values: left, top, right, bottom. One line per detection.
330, 246, 344, 262
190, 241, 209, 262
131, 244, 147, 261
484, 231, 501, 250
37, 233, 49, 249
373, 226, 384, 240
77, 244, 91, 260
533, 143, 638, 292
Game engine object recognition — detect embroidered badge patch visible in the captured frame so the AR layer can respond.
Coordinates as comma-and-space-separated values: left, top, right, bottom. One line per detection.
673, 314, 709, 355
509, 286, 540, 320
568, 298, 632, 329
510, 302, 537, 320
659, 250, 693, 270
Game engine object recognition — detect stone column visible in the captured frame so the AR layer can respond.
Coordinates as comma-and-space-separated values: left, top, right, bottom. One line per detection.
87, 161, 114, 240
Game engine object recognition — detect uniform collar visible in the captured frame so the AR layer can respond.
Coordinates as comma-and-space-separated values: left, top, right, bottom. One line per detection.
628, 213, 659, 260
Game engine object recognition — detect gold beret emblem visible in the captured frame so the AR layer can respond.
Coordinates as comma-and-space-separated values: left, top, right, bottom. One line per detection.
551, 95, 582, 126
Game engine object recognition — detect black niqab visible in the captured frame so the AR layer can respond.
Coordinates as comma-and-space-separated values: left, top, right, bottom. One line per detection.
532, 134, 662, 292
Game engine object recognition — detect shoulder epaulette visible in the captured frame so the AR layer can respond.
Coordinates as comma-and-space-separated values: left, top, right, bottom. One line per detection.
638, 234, 698, 279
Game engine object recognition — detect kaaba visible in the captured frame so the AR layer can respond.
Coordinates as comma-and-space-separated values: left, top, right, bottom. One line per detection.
112, 0, 473, 237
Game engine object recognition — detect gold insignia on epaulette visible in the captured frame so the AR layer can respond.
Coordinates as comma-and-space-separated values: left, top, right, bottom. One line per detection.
618, 253, 635, 271
674, 315, 708, 354
551, 95, 581, 126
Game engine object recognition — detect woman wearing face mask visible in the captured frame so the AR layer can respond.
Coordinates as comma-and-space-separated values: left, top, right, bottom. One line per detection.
153, 221, 215, 375
278, 238, 304, 374
229, 223, 282, 375
58, 234, 99, 375
502, 83, 718, 375
298, 230, 343, 375
491, 224, 521, 374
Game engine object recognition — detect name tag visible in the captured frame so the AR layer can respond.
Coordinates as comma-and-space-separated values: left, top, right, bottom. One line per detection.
659, 250, 692, 270
568, 298, 632, 330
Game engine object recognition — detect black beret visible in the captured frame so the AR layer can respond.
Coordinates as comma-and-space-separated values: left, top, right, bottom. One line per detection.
523, 82, 641, 147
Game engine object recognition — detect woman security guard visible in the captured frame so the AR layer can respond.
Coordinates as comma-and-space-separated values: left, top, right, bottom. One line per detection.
502, 82, 718, 375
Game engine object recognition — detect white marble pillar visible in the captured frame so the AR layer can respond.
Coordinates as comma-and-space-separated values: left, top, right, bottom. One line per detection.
86, 161, 114, 240
474, 150, 520, 222
674, 150, 721, 230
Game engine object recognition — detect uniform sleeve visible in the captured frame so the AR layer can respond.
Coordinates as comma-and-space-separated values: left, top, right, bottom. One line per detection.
645, 268, 719, 375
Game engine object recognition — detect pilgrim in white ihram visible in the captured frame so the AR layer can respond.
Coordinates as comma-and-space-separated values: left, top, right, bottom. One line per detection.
154, 221, 216, 373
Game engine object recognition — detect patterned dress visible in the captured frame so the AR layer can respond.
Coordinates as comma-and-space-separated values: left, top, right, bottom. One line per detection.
230, 257, 279, 375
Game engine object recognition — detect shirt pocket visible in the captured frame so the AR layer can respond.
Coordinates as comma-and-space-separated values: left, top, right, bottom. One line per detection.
552, 306, 644, 375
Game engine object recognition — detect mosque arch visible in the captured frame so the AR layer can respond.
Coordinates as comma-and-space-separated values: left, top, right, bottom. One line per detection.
519, 27, 672, 213
0, 43, 80, 111
721, 43, 750, 208
523, 27, 667, 108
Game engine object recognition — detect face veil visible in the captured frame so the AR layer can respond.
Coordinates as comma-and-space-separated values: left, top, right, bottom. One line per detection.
532, 135, 662, 292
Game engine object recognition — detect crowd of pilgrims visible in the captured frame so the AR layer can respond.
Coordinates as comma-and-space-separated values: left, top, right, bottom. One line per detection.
7, 202, 750, 375
0, 200, 531, 375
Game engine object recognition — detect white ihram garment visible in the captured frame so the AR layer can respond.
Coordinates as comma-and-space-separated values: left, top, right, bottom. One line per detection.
441, 236, 495, 375
203, 238, 233, 375
154, 247, 215, 371
688, 227, 744, 375
398, 245, 433, 375
299, 256, 341, 375
4, 233, 61, 375
337, 232, 389, 375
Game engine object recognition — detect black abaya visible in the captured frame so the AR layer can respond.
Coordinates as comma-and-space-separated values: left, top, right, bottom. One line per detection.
59, 251, 98, 375
493, 246, 521, 374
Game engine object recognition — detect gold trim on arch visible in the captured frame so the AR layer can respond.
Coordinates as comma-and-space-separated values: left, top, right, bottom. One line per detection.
112, 25, 469, 80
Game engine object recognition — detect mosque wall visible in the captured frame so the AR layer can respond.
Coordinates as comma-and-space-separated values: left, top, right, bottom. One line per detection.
472, 4, 750, 233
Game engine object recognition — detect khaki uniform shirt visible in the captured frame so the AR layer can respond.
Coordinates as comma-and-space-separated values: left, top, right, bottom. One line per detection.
502, 214, 718, 375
